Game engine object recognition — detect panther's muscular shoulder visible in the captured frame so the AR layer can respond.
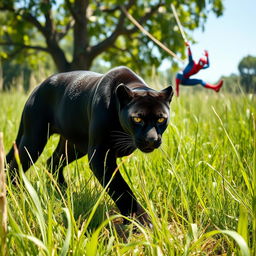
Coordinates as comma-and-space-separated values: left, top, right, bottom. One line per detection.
102, 66, 147, 90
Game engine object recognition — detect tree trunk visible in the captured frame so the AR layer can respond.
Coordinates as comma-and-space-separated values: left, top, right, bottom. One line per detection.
71, 0, 91, 71
71, 53, 93, 71
47, 39, 72, 72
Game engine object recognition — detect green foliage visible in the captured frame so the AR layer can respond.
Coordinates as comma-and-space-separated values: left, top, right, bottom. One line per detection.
101, 0, 224, 73
220, 74, 241, 93
1, 53, 55, 91
0, 86, 255, 255
238, 55, 256, 93
0, 0, 224, 78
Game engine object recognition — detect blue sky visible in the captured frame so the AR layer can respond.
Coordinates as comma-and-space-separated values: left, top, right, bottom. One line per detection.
171, 0, 256, 83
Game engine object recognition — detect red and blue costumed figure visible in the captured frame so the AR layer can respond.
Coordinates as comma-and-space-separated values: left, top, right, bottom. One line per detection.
175, 42, 223, 96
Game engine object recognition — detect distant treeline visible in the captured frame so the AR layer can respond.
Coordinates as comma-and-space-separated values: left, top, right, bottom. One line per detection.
0, 55, 256, 93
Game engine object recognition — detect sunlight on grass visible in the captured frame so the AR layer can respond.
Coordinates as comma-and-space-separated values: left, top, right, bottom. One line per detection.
0, 90, 255, 255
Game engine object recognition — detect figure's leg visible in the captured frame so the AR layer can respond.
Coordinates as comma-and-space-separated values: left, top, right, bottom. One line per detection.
204, 80, 223, 92
88, 147, 150, 225
46, 137, 86, 184
175, 73, 183, 97
181, 78, 204, 86
182, 78, 223, 92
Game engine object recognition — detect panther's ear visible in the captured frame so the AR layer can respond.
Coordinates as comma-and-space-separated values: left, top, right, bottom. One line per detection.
115, 84, 134, 108
159, 85, 174, 103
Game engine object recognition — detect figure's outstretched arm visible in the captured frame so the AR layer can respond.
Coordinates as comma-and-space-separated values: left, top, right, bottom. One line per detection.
203, 50, 210, 69
185, 42, 193, 62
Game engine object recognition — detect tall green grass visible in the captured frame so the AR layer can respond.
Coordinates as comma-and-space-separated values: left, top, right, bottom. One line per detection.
0, 89, 255, 255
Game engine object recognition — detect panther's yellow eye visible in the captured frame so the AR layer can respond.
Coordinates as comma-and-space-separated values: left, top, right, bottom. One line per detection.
157, 117, 166, 124
133, 117, 142, 123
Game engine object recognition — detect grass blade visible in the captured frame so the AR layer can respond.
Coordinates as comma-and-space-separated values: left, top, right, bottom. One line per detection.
85, 215, 117, 256
0, 132, 7, 256
60, 208, 72, 256
14, 145, 47, 245
190, 229, 250, 256
12, 233, 49, 254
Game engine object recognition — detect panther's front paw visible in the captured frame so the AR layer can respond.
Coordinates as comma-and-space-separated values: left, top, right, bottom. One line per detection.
134, 204, 153, 228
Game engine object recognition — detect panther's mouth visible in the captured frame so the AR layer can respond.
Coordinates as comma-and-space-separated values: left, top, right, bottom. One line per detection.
137, 140, 161, 153
140, 147, 155, 153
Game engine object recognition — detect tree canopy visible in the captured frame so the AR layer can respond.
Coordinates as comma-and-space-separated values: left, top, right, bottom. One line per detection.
238, 55, 256, 93
0, 0, 224, 75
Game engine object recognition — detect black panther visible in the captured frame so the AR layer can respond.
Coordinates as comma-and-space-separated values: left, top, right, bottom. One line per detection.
6, 66, 173, 224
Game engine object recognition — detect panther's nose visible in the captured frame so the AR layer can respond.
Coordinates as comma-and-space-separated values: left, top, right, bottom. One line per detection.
137, 136, 162, 153
145, 136, 161, 149
145, 127, 161, 148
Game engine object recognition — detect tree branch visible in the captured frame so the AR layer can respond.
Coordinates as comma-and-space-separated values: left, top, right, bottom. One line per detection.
98, 5, 119, 13
65, 0, 79, 22
123, 3, 164, 35
0, 3, 46, 34
21, 12, 46, 35
56, 19, 75, 41
2, 47, 24, 60
0, 42, 49, 52
90, 0, 135, 58
0, 3, 15, 12
0, 42, 49, 61
0, 3, 70, 72
43, 1, 54, 36
90, 17, 125, 58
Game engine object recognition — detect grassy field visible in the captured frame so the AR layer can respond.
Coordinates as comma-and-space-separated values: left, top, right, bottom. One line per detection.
0, 88, 255, 255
